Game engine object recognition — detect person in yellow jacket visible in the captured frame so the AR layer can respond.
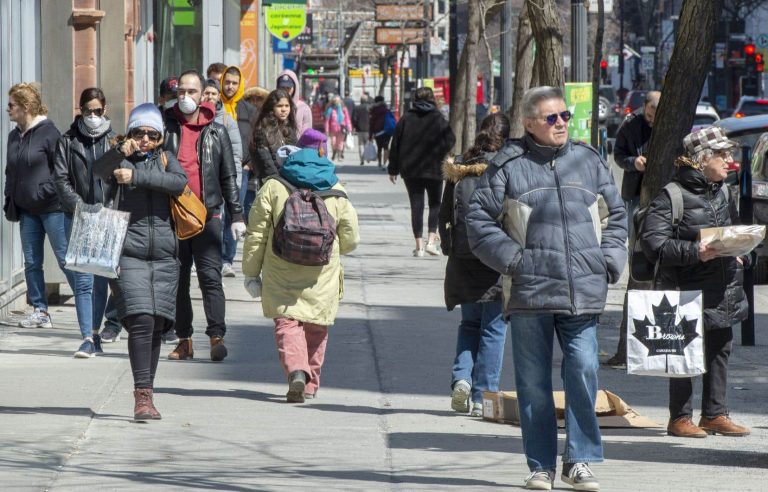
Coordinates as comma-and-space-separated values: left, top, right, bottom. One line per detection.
242, 129, 359, 403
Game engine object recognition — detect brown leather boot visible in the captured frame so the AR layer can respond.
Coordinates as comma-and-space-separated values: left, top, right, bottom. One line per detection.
210, 336, 228, 362
147, 389, 162, 420
133, 388, 154, 421
698, 415, 750, 436
667, 416, 707, 438
168, 338, 193, 360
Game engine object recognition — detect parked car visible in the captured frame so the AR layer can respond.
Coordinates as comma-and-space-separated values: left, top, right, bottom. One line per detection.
618, 89, 648, 125
731, 97, 768, 118
691, 102, 720, 131
598, 85, 621, 137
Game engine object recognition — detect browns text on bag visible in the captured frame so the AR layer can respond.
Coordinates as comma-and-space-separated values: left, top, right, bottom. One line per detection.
160, 151, 206, 239
271, 176, 347, 266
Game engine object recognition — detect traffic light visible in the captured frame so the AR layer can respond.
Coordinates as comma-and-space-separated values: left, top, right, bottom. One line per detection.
757, 53, 764, 73
600, 59, 608, 83
745, 43, 756, 57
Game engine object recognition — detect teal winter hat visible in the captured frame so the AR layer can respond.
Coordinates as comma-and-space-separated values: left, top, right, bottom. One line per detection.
127, 103, 164, 134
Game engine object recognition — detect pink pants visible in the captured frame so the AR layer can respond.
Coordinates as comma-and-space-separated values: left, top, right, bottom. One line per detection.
274, 318, 329, 395
330, 131, 346, 151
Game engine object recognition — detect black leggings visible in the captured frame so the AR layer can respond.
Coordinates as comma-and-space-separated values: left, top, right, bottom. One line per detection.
403, 178, 443, 239
125, 314, 165, 389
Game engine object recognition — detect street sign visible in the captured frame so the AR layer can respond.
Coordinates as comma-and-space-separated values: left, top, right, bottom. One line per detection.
564, 82, 593, 143
265, 4, 306, 42
642, 53, 654, 71
608, 54, 619, 68
272, 36, 292, 54
375, 3, 432, 21
587, 0, 614, 13
375, 27, 424, 45
295, 13, 313, 45
757, 33, 768, 48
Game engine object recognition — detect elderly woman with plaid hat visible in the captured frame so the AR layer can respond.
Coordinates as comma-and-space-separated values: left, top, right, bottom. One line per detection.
641, 125, 750, 439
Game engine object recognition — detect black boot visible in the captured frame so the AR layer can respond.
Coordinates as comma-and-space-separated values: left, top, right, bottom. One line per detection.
286, 370, 307, 403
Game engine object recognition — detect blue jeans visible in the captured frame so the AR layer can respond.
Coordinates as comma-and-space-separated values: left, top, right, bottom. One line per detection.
451, 301, 507, 403
243, 189, 256, 226
20, 212, 95, 338
509, 313, 603, 471
221, 205, 237, 264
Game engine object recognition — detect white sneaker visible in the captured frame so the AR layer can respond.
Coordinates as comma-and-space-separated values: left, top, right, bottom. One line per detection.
425, 242, 441, 256
451, 380, 471, 413
19, 308, 52, 328
470, 401, 483, 417
561, 463, 599, 491
525, 470, 555, 490
191, 265, 197, 277
221, 263, 236, 278
412, 248, 425, 257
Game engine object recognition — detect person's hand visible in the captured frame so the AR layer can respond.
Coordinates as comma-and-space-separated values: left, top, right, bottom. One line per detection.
698, 242, 718, 262
634, 155, 647, 172
243, 276, 262, 299
243, 164, 251, 171
113, 168, 133, 184
231, 221, 246, 240
119, 138, 140, 157
389, 175, 397, 184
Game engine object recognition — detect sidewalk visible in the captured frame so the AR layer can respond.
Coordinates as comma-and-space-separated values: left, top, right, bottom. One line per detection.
0, 155, 766, 491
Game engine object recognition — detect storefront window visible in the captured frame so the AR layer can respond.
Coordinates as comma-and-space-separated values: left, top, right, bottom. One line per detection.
154, 0, 203, 99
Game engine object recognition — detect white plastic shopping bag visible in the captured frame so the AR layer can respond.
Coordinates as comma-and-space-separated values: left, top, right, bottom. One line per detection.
363, 141, 377, 162
627, 290, 705, 377
345, 132, 355, 150
64, 202, 130, 279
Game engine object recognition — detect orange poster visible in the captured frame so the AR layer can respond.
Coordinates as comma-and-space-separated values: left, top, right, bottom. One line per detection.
240, 1, 259, 88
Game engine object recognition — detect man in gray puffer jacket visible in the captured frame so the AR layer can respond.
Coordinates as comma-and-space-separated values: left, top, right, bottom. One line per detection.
467, 86, 627, 491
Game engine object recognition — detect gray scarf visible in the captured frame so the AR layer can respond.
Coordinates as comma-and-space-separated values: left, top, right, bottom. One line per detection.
77, 116, 112, 139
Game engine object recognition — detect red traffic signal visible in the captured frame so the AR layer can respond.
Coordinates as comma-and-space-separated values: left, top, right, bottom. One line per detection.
600, 59, 608, 70
756, 53, 763, 64
745, 43, 756, 56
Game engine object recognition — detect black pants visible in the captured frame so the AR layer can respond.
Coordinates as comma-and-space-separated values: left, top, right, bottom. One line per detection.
176, 217, 226, 339
403, 178, 443, 239
375, 135, 391, 166
125, 314, 164, 389
669, 327, 733, 419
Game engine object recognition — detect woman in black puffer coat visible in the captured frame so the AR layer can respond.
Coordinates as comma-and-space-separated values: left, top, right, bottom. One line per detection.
94, 103, 187, 421
438, 114, 507, 417
641, 126, 749, 439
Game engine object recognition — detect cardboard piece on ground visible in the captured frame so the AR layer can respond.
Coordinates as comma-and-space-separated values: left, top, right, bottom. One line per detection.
482, 389, 660, 429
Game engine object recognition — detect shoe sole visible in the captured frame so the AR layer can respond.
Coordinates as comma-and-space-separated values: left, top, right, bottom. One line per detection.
74, 352, 95, 359
20, 322, 53, 329
223, 272, 236, 278
134, 412, 153, 421
287, 379, 306, 403
100, 336, 120, 343
162, 338, 179, 345
210, 344, 228, 362
451, 386, 471, 413
561, 476, 599, 491
525, 481, 552, 490
701, 429, 750, 436
168, 354, 193, 360
666, 431, 707, 438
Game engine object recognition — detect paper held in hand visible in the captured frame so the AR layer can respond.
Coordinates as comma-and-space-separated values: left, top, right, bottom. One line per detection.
698, 225, 766, 257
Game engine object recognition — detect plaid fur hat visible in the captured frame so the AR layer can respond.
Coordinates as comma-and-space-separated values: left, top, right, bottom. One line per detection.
683, 126, 737, 157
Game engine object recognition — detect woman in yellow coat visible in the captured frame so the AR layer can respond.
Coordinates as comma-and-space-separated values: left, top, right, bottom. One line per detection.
242, 129, 359, 403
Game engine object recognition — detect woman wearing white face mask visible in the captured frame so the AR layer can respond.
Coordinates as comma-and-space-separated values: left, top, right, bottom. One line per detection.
53, 87, 116, 358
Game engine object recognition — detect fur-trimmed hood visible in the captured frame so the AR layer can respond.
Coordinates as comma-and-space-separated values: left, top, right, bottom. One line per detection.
442, 156, 489, 183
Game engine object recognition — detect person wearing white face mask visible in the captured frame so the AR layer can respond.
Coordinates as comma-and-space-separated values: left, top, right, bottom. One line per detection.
161, 69, 244, 363
53, 87, 116, 358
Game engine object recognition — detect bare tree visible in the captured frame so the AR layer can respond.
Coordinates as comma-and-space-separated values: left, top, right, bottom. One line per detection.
641, 0, 724, 206
509, 5, 535, 137
590, 0, 605, 148
526, 0, 565, 88
450, 0, 482, 154
723, 0, 768, 20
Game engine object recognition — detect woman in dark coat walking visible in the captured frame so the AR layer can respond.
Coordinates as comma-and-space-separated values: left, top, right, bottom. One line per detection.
94, 103, 187, 421
388, 87, 455, 257
641, 126, 750, 439
439, 114, 508, 416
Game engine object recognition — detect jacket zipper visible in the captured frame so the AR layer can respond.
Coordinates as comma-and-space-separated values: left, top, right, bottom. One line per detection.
551, 158, 576, 313
706, 188, 730, 320
148, 158, 157, 314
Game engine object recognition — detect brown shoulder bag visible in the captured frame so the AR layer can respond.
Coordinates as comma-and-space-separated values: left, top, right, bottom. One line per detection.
159, 151, 207, 240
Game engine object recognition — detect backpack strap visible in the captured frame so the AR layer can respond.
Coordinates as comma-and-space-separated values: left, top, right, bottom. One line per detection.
663, 182, 684, 227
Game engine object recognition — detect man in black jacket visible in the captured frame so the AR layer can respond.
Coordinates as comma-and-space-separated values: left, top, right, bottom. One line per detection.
162, 69, 245, 363
607, 90, 659, 366
352, 94, 371, 165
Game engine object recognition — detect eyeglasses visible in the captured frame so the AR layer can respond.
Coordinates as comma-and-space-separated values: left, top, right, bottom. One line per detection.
714, 150, 733, 159
542, 111, 572, 126
7, 102, 18, 109
128, 129, 161, 141
81, 107, 104, 117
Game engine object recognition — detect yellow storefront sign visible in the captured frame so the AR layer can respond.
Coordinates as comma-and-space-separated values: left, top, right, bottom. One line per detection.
265, 4, 306, 42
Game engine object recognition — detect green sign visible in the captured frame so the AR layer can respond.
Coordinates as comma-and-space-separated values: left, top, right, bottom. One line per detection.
564, 82, 593, 142
265, 4, 306, 42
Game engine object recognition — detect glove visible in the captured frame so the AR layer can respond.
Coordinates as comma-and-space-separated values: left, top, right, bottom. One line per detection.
80, 202, 103, 213
244, 276, 262, 299
231, 221, 246, 240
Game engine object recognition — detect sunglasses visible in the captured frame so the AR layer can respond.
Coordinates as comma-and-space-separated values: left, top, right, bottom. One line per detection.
128, 129, 162, 141
542, 111, 572, 126
7, 102, 19, 109
81, 107, 104, 117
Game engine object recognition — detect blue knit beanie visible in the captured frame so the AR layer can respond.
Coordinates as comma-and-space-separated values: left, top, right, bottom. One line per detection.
127, 103, 164, 134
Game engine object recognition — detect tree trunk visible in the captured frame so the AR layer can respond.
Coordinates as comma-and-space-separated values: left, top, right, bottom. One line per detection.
640, 0, 723, 207
461, 0, 481, 151
526, 0, 564, 88
449, 41, 469, 154
509, 5, 534, 138
590, 0, 605, 148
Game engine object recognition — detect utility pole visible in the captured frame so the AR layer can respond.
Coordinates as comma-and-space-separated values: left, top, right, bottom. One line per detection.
571, 0, 588, 82
338, 4, 345, 96
448, 0, 457, 103
424, 0, 431, 78
619, 0, 625, 94
500, 0, 514, 111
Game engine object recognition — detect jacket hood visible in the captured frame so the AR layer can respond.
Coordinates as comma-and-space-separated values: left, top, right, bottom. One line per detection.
442, 156, 488, 183
172, 101, 216, 128
17, 115, 53, 136
277, 69, 301, 103
411, 100, 437, 114
220, 66, 245, 119
279, 149, 339, 191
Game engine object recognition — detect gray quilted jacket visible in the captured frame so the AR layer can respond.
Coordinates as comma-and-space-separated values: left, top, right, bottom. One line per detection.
466, 135, 627, 316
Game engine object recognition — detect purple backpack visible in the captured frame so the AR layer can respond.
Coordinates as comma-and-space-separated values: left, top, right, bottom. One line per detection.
271, 176, 348, 266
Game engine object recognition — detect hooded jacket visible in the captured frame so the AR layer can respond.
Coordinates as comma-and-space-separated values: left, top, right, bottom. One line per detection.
439, 155, 501, 310
93, 147, 188, 322
613, 111, 652, 201
277, 69, 313, 137
5, 117, 62, 215
466, 135, 628, 317
388, 101, 455, 180
219, 66, 258, 166
369, 102, 388, 138
640, 163, 748, 329
163, 103, 244, 222
54, 117, 115, 213
242, 150, 359, 325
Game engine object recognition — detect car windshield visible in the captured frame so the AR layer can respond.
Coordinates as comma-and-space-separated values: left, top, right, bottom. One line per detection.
693, 114, 718, 126
737, 101, 768, 117
730, 133, 763, 163
599, 88, 615, 102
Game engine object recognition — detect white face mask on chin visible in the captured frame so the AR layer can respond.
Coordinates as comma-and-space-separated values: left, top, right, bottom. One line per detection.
178, 97, 198, 115
84, 115, 104, 129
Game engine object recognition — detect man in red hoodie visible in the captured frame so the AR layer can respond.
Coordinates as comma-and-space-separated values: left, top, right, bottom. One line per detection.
162, 69, 245, 362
